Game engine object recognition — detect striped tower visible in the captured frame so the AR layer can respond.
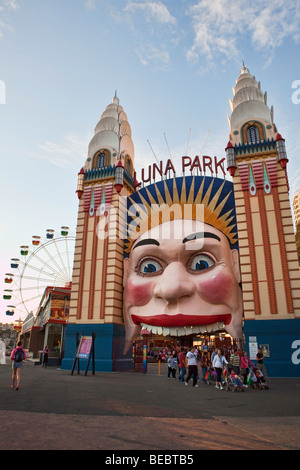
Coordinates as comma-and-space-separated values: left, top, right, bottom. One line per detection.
61, 94, 137, 371
226, 65, 300, 376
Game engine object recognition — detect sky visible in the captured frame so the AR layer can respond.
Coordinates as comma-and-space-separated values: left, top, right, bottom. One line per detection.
1, 0, 300, 323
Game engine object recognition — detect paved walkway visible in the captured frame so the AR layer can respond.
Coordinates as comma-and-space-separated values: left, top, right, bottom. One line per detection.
0, 361, 299, 451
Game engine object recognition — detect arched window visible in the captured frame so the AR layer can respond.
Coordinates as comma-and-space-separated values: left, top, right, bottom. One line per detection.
125, 156, 132, 175
247, 126, 260, 144
96, 152, 106, 169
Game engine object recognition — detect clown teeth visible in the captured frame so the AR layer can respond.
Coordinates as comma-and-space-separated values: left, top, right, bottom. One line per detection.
140, 322, 224, 336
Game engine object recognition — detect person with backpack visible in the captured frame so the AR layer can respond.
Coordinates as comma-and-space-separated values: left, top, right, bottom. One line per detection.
10, 341, 26, 391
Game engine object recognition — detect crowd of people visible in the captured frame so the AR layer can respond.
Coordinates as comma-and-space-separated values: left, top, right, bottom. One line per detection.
10, 340, 269, 392
156, 344, 269, 390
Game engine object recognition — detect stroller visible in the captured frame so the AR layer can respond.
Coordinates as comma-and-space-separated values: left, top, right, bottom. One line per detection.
224, 366, 245, 392
204, 367, 218, 385
251, 367, 269, 390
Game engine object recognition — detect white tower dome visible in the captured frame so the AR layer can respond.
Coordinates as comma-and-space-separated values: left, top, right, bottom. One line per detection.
85, 93, 135, 175
228, 65, 277, 146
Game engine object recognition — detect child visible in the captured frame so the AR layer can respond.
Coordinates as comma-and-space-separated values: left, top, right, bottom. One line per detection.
229, 369, 244, 390
253, 367, 266, 386
167, 351, 178, 379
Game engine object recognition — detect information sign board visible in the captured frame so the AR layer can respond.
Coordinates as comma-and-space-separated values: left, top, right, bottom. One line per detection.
77, 336, 93, 359
71, 333, 95, 376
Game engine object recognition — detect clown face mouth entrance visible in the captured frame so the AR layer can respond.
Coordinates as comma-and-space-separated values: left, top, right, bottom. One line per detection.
137, 324, 244, 360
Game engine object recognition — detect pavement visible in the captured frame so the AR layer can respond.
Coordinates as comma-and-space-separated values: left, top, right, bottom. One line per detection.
0, 360, 299, 452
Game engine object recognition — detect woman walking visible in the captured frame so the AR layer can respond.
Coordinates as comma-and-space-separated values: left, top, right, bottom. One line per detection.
212, 349, 228, 389
42, 345, 49, 368
10, 341, 26, 391
240, 351, 254, 385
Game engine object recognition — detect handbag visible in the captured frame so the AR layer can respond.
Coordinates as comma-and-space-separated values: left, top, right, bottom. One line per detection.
246, 373, 253, 385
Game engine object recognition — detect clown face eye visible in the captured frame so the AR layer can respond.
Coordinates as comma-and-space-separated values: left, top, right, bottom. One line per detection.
137, 258, 163, 276
188, 254, 215, 272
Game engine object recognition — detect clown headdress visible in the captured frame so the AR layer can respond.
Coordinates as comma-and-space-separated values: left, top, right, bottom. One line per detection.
124, 175, 238, 255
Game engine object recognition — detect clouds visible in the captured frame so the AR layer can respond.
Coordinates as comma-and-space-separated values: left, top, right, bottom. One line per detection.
186, 0, 300, 69
103, 0, 300, 72
0, 0, 20, 10
2, 0, 300, 71
31, 133, 90, 169
0, 0, 20, 38
135, 44, 170, 70
84, 0, 100, 11
120, 1, 176, 70
249, 1, 300, 49
124, 1, 176, 25
186, 0, 243, 63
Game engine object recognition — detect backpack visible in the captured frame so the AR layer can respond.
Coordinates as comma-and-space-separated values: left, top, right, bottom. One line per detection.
14, 348, 24, 362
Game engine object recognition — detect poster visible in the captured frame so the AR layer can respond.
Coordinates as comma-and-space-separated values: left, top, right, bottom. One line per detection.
249, 341, 258, 360
77, 336, 92, 359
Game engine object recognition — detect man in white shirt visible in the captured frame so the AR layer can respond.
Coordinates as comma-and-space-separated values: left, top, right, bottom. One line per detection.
185, 346, 198, 387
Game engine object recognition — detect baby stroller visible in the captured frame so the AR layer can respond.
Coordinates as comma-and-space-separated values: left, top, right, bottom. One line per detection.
252, 367, 269, 390
224, 366, 245, 392
204, 367, 218, 385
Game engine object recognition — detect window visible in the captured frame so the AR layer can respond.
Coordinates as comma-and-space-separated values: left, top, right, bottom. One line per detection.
125, 156, 132, 175
96, 152, 106, 168
247, 126, 260, 144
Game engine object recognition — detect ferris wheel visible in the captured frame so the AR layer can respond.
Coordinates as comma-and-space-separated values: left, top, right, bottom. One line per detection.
3, 226, 76, 319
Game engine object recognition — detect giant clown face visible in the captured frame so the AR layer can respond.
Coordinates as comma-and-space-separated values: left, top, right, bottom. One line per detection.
123, 218, 243, 351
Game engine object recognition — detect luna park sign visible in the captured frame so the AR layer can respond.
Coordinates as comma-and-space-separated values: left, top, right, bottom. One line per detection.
139, 155, 226, 184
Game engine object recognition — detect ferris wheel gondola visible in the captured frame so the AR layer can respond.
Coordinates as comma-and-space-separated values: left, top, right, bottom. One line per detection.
3, 226, 75, 319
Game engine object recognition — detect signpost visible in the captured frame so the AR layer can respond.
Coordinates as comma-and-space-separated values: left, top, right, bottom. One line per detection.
71, 332, 95, 376
133, 339, 147, 373
249, 336, 258, 360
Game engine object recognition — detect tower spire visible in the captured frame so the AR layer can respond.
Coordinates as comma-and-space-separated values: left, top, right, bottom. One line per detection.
85, 94, 134, 172
228, 66, 275, 144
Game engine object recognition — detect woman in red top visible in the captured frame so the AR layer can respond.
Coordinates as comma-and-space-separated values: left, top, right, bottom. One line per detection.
240, 351, 254, 385
10, 341, 26, 391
